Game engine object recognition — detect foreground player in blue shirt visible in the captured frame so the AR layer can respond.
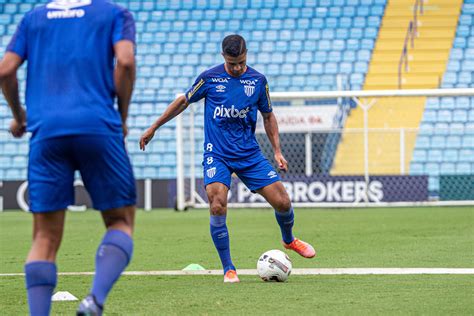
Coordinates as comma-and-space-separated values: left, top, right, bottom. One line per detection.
0, 1, 136, 314
140, 35, 315, 283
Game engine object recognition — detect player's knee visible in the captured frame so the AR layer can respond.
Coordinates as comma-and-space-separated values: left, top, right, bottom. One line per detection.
102, 206, 135, 229
34, 231, 62, 252
210, 200, 227, 216
274, 198, 292, 213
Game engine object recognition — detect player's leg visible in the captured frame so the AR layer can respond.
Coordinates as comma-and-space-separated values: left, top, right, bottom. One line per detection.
74, 135, 136, 314
26, 137, 75, 315
236, 156, 315, 258
257, 182, 315, 258
203, 156, 238, 281
206, 182, 239, 282
89, 206, 135, 307
256, 181, 294, 243
25, 210, 66, 316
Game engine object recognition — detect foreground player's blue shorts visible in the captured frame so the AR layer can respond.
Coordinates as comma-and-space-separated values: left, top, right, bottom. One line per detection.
28, 135, 136, 213
203, 153, 281, 192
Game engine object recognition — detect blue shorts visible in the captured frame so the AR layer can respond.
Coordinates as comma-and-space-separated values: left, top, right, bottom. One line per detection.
203, 153, 280, 192
28, 135, 136, 213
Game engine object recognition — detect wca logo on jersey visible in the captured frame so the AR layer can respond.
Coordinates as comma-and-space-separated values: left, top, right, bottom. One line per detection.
240, 79, 258, 85
213, 105, 250, 119
46, 0, 91, 19
211, 78, 229, 83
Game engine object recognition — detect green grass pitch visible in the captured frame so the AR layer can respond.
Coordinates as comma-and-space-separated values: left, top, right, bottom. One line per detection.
1, 207, 473, 315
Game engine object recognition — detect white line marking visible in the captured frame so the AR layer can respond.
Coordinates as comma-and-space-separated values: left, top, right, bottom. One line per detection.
1, 268, 473, 277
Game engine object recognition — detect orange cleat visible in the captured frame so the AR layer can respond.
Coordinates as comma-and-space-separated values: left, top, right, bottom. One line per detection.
223, 270, 240, 283
282, 238, 316, 258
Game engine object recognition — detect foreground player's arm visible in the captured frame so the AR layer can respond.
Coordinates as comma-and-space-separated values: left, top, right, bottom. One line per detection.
139, 95, 189, 150
0, 52, 26, 138
114, 40, 136, 137
262, 111, 288, 172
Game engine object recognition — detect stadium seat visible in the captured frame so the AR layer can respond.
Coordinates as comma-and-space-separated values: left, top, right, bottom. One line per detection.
425, 98, 439, 110
456, 97, 471, 109
453, 37, 467, 48
5, 169, 21, 180
445, 136, 462, 148
459, 149, 474, 162
412, 150, 426, 162
437, 110, 453, 123
433, 122, 450, 135
419, 122, 434, 135
410, 163, 424, 175
440, 163, 456, 175
415, 136, 430, 149
456, 163, 472, 174
442, 150, 458, 162
328, 51, 342, 62
431, 136, 446, 148
426, 176, 439, 193
427, 150, 442, 162
423, 110, 437, 122
462, 136, 474, 148
449, 123, 465, 135
425, 163, 440, 176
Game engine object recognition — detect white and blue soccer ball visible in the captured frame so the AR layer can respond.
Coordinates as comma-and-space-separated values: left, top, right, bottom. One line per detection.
257, 249, 292, 282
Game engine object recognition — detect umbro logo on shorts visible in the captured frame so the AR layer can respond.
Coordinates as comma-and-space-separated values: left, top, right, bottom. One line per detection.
268, 171, 277, 179
207, 167, 217, 178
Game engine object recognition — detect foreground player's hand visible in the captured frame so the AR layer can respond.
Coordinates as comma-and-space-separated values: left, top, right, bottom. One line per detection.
274, 152, 288, 172
10, 119, 26, 138
139, 127, 156, 151
122, 123, 128, 138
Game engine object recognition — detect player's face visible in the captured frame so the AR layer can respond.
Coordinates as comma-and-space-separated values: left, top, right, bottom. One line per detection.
222, 52, 247, 77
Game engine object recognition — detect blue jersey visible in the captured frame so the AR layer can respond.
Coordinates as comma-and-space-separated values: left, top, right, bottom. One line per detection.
185, 64, 272, 160
6, 0, 135, 142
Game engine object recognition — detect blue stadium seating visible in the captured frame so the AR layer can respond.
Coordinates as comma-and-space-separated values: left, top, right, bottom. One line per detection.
0, 0, 387, 180
410, 2, 474, 194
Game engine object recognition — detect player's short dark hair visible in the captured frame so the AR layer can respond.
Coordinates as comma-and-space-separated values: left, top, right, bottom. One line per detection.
222, 35, 247, 57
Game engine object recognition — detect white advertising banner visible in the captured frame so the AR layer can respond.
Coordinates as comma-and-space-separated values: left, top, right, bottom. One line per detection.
257, 105, 339, 132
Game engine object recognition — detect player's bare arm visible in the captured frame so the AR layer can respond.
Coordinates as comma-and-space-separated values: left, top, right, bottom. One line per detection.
139, 95, 189, 151
261, 111, 288, 172
0, 52, 26, 138
114, 40, 136, 138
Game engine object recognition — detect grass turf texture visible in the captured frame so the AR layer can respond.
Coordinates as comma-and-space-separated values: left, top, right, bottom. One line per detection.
1, 207, 473, 315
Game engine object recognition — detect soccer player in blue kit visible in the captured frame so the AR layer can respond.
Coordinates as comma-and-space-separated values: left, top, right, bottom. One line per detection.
0, 1, 136, 314
140, 35, 315, 283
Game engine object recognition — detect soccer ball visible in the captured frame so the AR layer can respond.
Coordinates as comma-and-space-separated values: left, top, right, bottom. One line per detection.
257, 249, 292, 282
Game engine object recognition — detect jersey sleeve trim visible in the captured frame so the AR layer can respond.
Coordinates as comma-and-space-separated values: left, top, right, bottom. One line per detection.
186, 78, 205, 102
264, 83, 272, 111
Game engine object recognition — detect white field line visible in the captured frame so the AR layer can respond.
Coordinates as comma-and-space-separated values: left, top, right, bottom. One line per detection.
1, 268, 474, 277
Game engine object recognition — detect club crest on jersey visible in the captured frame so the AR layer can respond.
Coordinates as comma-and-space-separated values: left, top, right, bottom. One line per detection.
244, 85, 255, 97
207, 167, 217, 179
